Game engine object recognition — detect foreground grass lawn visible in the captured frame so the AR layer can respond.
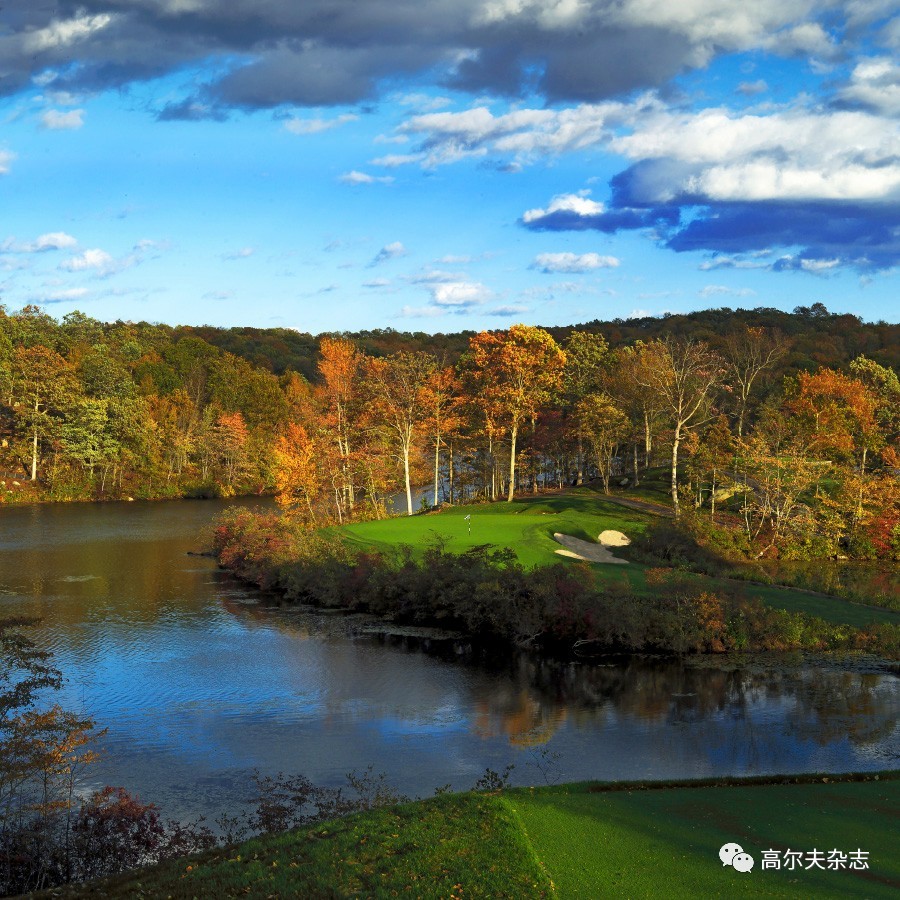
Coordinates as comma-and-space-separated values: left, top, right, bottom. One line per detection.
509, 775, 900, 898
54, 775, 898, 899
55, 792, 553, 899
334, 489, 898, 628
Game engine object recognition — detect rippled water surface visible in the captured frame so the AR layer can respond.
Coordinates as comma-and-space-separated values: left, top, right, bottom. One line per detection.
0, 499, 897, 820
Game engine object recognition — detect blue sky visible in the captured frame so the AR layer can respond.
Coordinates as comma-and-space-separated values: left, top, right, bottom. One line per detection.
0, 2, 898, 332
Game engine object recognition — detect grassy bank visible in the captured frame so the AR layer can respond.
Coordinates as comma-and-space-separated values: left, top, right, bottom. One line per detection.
50, 773, 899, 898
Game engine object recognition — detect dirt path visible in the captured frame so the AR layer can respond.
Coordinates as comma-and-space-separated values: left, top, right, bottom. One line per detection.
603, 495, 674, 518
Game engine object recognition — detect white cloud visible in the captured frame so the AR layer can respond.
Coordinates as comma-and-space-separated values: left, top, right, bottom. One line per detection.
838, 57, 900, 117
486, 304, 531, 316
339, 170, 394, 185
23, 13, 114, 53
371, 241, 408, 265
523, 192, 605, 223
0, 151, 14, 175
283, 114, 357, 135
2, 232, 78, 253
395, 98, 654, 167
42, 287, 90, 301
371, 152, 426, 167
609, 106, 900, 203
397, 305, 447, 318
397, 93, 452, 111
437, 254, 472, 264
363, 278, 391, 287
222, 247, 255, 260
699, 253, 772, 270
698, 284, 756, 297
429, 281, 491, 307
58, 241, 157, 277
40, 108, 84, 130
737, 79, 768, 95
60, 248, 114, 273
532, 251, 619, 273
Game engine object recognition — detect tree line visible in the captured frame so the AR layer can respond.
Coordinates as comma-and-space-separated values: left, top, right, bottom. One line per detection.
1, 304, 898, 560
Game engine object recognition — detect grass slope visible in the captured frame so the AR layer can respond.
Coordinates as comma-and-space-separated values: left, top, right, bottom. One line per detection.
509, 776, 900, 899
53, 775, 899, 899
333, 489, 898, 628
52, 793, 553, 899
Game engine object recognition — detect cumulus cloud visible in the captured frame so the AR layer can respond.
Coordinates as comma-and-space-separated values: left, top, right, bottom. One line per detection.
41, 286, 90, 302
737, 79, 768, 95
370, 241, 408, 265
523, 192, 605, 222
836, 57, 900, 116
698, 284, 756, 297
429, 280, 491, 307
60, 248, 114, 273
397, 304, 449, 318
40, 108, 84, 129
339, 170, 394, 185
58, 240, 160, 277
0, 1, 870, 112
522, 102, 900, 271
390, 98, 652, 168
532, 251, 619, 273
486, 304, 530, 316
2, 231, 78, 253
284, 113, 358, 134
23, 12, 114, 53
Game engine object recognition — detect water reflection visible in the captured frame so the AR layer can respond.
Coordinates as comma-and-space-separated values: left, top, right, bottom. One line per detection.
0, 499, 896, 822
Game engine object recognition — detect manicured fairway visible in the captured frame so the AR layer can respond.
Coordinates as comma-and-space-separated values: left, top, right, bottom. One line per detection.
508, 776, 900, 898
333, 489, 899, 628
336, 490, 650, 570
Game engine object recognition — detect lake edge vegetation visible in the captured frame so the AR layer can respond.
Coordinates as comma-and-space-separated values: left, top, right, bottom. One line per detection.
1, 303, 899, 573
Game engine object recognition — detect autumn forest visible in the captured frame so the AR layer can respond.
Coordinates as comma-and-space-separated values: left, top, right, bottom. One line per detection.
2, 302, 899, 562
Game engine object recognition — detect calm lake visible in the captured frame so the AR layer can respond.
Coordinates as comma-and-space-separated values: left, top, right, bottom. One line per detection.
1, 499, 897, 821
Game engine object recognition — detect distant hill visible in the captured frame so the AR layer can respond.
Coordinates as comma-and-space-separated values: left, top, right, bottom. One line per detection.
174, 303, 899, 380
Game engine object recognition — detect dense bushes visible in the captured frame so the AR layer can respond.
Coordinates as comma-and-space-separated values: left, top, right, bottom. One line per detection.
213, 510, 899, 659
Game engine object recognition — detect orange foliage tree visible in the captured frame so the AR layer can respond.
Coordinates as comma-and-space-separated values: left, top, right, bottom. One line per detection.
466, 325, 565, 502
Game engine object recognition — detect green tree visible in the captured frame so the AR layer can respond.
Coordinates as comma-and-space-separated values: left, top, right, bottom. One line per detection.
11, 346, 79, 482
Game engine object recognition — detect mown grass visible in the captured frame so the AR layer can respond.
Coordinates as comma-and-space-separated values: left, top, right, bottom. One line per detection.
332, 488, 898, 629
51, 774, 899, 899
50, 792, 553, 899
509, 775, 900, 899
336, 489, 650, 570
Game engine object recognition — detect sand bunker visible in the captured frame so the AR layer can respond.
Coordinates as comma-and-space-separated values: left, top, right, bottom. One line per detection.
553, 531, 630, 564
599, 530, 631, 547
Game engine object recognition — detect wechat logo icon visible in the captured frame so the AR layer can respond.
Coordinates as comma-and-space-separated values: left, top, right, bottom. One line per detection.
720, 843, 755, 873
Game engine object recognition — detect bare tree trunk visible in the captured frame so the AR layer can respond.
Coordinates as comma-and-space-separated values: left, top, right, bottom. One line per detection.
671, 426, 681, 518
403, 441, 413, 516
507, 424, 518, 502
633, 443, 640, 486
433, 433, 440, 508
644, 410, 652, 469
